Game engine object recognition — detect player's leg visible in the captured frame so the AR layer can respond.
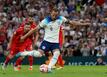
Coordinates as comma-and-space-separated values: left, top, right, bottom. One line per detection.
28, 56, 33, 70
2, 49, 16, 70
56, 54, 64, 69
14, 47, 25, 71
47, 43, 60, 72
16, 40, 50, 57
3, 54, 14, 68
16, 50, 42, 57
26, 40, 50, 57
14, 57, 24, 71
48, 49, 60, 72
59, 55, 64, 67
26, 44, 34, 70
45, 52, 64, 69
58, 45, 64, 68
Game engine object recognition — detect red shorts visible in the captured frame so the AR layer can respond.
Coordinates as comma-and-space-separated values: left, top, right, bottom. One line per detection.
10, 46, 25, 56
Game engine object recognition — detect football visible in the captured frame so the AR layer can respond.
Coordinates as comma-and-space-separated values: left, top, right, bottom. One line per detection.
39, 64, 48, 73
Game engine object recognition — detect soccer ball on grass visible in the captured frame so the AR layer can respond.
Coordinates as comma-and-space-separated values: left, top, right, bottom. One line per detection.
39, 64, 48, 73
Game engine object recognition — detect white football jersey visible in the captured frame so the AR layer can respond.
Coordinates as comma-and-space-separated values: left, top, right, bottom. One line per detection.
39, 16, 67, 43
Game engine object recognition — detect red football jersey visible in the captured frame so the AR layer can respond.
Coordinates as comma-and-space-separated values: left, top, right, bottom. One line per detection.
26, 22, 37, 42
11, 27, 25, 49
19, 19, 37, 49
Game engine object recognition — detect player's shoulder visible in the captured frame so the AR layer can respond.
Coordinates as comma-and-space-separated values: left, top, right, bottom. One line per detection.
57, 16, 66, 20
17, 27, 24, 30
44, 16, 65, 21
15, 27, 24, 33
43, 16, 52, 24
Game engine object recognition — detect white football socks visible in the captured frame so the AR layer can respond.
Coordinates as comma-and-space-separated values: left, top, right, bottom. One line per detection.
16, 50, 42, 57
48, 51, 60, 71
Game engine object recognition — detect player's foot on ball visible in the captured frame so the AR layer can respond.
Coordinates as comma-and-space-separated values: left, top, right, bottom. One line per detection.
14, 66, 21, 71
2, 63, 7, 70
28, 66, 33, 71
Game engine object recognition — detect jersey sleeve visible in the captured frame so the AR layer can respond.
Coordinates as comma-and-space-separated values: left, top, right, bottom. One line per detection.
39, 19, 48, 28
15, 27, 23, 35
60, 16, 68, 23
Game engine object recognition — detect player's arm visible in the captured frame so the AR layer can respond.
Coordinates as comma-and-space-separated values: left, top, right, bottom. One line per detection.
68, 20, 91, 27
32, 22, 39, 44
20, 27, 38, 42
20, 19, 46, 41
61, 16, 90, 27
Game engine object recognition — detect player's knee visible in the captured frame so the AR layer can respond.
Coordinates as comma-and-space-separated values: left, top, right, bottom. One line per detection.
53, 51, 60, 58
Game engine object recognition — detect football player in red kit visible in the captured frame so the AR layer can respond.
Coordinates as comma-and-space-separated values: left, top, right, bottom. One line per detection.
14, 17, 38, 71
57, 26, 65, 69
2, 22, 31, 70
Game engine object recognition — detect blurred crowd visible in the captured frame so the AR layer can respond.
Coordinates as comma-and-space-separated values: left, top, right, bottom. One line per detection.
0, 0, 107, 57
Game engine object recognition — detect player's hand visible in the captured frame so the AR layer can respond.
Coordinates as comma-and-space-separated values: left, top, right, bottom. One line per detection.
20, 36, 25, 42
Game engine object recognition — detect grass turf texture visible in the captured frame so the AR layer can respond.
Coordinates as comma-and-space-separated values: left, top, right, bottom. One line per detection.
0, 65, 107, 77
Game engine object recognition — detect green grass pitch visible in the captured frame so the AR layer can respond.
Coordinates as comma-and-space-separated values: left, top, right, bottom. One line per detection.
0, 65, 107, 77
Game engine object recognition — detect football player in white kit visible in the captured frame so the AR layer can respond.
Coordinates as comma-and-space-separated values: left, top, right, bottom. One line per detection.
17, 7, 90, 72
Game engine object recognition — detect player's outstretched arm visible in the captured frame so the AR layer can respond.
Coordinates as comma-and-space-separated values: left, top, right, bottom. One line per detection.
69, 20, 91, 27
20, 26, 38, 42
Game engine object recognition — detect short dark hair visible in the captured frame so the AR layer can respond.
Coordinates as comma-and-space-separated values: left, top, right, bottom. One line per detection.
51, 7, 59, 12
25, 22, 30, 25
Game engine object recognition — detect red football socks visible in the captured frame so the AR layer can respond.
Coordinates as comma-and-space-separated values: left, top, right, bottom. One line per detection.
28, 56, 33, 66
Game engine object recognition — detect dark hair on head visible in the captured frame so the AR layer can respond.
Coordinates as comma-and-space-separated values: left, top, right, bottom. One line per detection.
25, 22, 30, 25
51, 7, 59, 12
